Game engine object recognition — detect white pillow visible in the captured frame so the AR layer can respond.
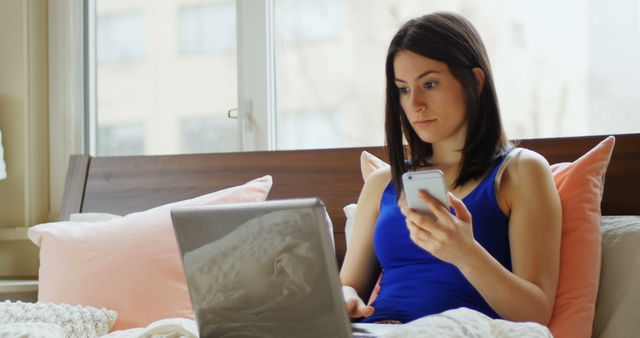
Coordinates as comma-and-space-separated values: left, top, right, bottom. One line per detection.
593, 215, 640, 338
69, 212, 122, 222
0, 322, 65, 338
343, 203, 358, 248
0, 301, 117, 338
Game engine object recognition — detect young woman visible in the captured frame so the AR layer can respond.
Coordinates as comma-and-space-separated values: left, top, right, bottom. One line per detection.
340, 12, 562, 325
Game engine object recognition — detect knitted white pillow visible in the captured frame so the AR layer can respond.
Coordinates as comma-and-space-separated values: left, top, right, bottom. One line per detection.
0, 301, 117, 338
0, 322, 65, 338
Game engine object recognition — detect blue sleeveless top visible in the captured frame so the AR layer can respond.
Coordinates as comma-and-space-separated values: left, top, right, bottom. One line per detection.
362, 153, 512, 323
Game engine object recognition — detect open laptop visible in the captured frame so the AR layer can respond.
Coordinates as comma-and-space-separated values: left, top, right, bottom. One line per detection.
170, 198, 397, 338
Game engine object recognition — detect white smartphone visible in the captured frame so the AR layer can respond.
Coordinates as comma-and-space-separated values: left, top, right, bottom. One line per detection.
402, 169, 450, 213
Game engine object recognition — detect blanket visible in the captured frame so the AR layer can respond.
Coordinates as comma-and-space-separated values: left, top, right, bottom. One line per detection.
380, 308, 552, 338
101, 308, 552, 338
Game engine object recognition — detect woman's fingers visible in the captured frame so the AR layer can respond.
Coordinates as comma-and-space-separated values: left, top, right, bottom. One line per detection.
346, 298, 359, 316
361, 304, 375, 317
407, 220, 431, 241
417, 190, 450, 219
448, 192, 472, 223
402, 207, 443, 235
346, 298, 374, 318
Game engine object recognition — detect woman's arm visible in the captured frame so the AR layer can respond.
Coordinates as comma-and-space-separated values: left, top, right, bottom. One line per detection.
404, 149, 562, 325
340, 166, 390, 315
463, 149, 561, 324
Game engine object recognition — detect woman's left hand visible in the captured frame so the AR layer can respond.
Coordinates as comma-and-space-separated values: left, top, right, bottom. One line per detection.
401, 190, 480, 266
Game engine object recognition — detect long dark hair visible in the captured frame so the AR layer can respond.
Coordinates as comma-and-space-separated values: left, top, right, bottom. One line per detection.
385, 12, 510, 194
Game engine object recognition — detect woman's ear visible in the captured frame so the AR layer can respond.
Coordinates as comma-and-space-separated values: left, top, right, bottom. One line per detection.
472, 67, 485, 96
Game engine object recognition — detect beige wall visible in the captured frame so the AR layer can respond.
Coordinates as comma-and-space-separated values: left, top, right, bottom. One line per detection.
0, 0, 49, 277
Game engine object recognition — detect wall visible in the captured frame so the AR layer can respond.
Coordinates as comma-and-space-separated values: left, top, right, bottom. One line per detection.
0, 0, 49, 277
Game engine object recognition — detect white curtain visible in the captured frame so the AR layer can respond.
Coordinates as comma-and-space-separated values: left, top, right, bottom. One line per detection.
0, 129, 6, 180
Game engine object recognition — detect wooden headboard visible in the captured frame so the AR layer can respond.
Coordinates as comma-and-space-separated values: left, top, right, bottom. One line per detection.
59, 133, 640, 265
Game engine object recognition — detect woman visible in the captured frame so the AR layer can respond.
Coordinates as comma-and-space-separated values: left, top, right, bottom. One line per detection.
340, 12, 561, 325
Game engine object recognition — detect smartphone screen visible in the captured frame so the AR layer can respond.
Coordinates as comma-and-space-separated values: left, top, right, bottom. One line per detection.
402, 169, 450, 213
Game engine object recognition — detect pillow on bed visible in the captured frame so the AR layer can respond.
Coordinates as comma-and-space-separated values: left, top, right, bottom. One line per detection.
360, 150, 389, 180
0, 322, 65, 338
351, 137, 615, 334
592, 215, 640, 338
28, 176, 272, 332
0, 300, 116, 337
343, 203, 358, 249
548, 136, 614, 338
68, 212, 122, 222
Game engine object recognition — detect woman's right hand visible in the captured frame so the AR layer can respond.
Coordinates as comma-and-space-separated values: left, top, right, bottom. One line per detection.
342, 286, 374, 318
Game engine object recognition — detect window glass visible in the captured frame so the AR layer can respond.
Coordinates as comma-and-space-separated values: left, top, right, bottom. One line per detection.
179, 3, 236, 54
274, 0, 640, 151
180, 116, 238, 153
95, 0, 239, 156
97, 12, 146, 62
98, 124, 145, 156
91, 0, 640, 156
276, 0, 343, 43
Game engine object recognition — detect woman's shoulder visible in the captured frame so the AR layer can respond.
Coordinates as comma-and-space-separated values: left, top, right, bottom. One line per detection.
503, 147, 553, 186
497, 147, 558, 214
506, 147, 550, 168
357, 165, 392, 213
364, 165, 392, 190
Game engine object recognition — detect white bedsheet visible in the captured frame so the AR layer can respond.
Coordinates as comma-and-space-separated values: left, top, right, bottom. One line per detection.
99, 308, 552, 338
379, 307, 552, 338
101, 318, 197, 338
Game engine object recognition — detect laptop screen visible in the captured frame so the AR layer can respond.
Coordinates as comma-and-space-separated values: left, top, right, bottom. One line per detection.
172, 199, 352, 337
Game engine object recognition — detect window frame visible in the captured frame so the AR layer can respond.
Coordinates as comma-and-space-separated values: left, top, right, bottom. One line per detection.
48, 0, 88, 217
48, 0, 277, 216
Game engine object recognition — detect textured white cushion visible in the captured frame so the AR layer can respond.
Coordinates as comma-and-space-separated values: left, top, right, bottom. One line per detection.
0, 322, 65, 338
0, 301, 117, 338
593, 215, 640, 338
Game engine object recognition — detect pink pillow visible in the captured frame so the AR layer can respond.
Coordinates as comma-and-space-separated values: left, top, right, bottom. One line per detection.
28, 176, 272, 331
360, 151, 389, 181
549, 136, 614, 338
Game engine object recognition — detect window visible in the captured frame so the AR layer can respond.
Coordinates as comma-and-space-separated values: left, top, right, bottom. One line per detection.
98, 124, 145, 156
87, 0, 640, 157
275, 0, 344, 43
277, 108, 344, 149
179, 2, 236, 54
180, 116, 238, 153
274, 0, 640, 145
93, 0, 239, 156
97, 12, 146, 62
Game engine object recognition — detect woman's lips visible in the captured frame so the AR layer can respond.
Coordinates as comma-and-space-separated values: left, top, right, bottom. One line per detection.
414, 119, 436, 127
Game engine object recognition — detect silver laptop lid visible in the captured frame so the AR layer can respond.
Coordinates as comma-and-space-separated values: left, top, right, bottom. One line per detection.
171, 198, 352, 338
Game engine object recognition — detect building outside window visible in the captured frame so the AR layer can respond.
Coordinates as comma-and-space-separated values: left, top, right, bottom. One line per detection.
90, 0, 640, 156
179, 2, 236, 54
97, 12, 146, 62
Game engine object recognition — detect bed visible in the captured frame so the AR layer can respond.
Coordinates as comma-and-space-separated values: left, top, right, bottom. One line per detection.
59, 133, 639, 264
50, 132, 639, 338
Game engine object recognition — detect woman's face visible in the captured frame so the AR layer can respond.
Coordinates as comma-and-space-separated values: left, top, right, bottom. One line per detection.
393, 50, 469, 147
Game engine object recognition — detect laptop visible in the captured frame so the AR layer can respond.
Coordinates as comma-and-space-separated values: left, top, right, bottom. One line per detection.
170, 198, 397, 338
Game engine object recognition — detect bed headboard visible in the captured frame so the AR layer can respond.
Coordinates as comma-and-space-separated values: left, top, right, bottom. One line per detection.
59, 133, 640, 265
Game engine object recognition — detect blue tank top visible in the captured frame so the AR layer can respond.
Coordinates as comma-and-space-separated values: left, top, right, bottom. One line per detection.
362, 153, 513, 323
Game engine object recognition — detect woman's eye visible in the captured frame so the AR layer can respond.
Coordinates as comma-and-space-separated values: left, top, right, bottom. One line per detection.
398, 87, 410, 94
424, 81, 438, 89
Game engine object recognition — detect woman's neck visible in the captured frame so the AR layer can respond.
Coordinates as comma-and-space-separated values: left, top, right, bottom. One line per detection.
430, 142, 462, 169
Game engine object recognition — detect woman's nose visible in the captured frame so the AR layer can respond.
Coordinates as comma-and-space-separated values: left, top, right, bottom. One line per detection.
409, 91, 426, 112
